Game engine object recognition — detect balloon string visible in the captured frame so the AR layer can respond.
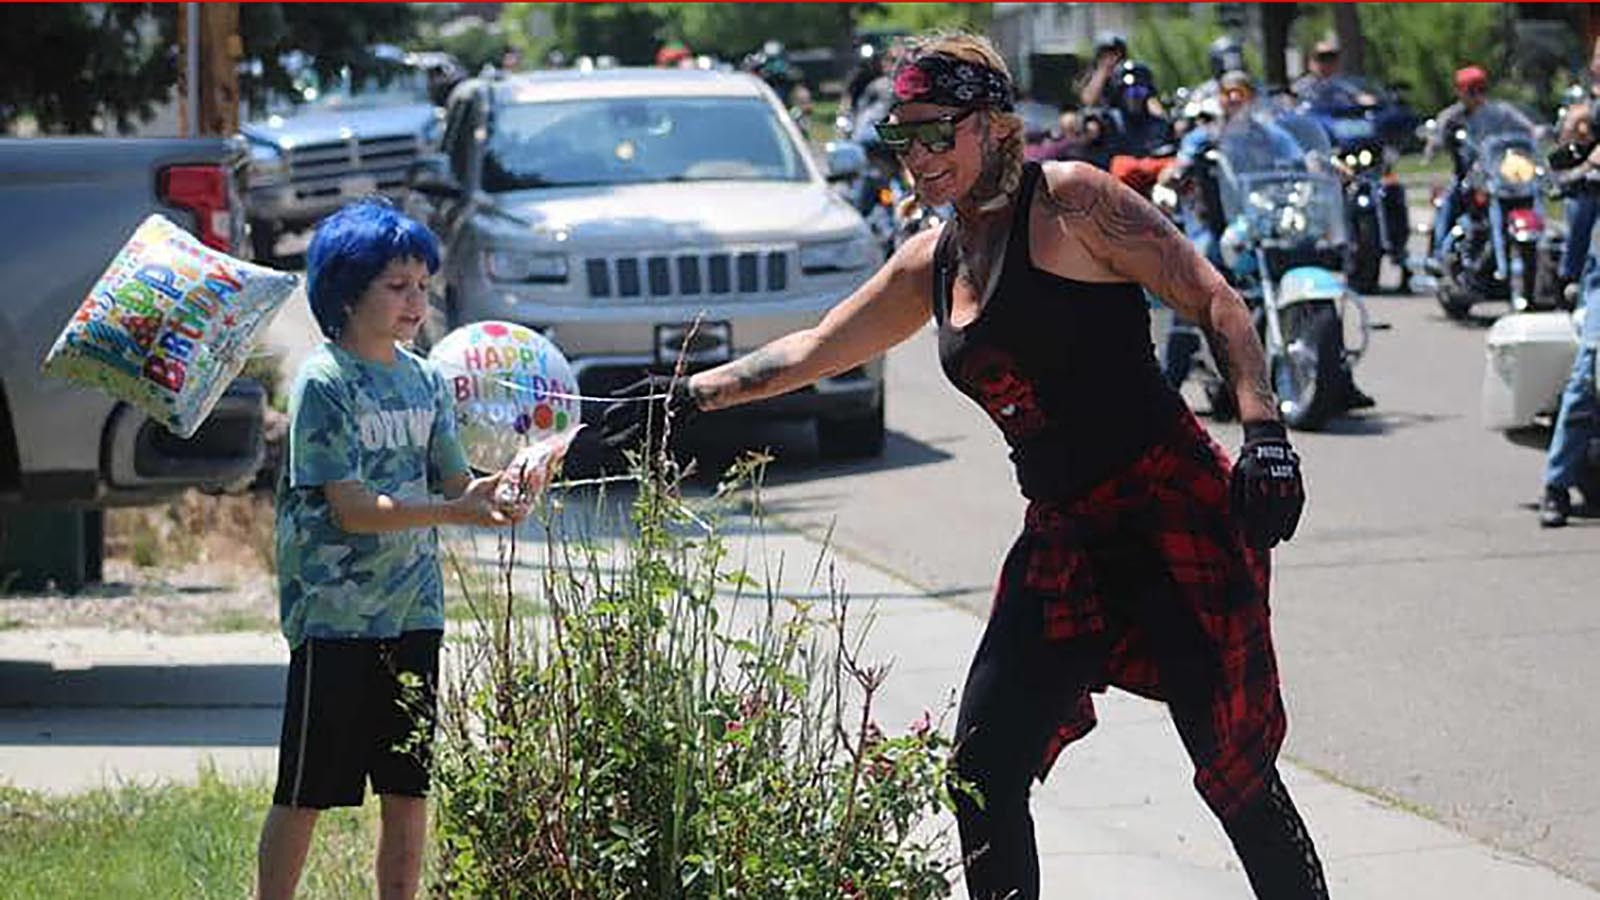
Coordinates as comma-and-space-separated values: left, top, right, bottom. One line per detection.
242, 342, 672, 405
393, 345, 676, 405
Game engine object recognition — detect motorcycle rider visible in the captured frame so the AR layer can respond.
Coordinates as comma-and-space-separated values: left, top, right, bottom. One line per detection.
1107, 61, 1175, 159
1078, 31, 1129, 109
1291, 39, 1379, 109
846, 43, 885, 116
1190, 36, 1251, 107
1424, 66, 1537, 269
1160, 72, 1374, 408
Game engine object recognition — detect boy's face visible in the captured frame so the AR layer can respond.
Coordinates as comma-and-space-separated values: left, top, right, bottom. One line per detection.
346, 256, 430, 346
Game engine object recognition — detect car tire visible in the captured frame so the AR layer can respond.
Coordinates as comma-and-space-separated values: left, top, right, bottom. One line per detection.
249, 220, 278, 263
816, 401, 885, 460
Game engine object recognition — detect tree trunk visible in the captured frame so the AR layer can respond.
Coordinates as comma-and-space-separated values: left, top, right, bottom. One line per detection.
199, 3, 240, 136
1261, 4, 1297, 88
830, 3, 859, 99
1333, 5, 1365, 75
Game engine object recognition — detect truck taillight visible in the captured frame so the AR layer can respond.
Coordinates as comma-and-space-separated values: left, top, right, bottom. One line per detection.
160, 164, 232, 251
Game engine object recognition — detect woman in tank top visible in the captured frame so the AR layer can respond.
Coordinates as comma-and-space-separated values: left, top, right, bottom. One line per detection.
600, 31, 1326, 900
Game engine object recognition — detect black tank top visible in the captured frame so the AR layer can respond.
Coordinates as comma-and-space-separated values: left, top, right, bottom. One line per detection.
932, 161, 1184, 501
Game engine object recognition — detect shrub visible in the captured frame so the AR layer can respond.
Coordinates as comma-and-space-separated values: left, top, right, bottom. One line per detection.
427, 452, 963, 899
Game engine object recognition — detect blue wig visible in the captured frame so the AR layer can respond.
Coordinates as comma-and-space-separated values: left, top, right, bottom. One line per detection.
305, 199, 441, 340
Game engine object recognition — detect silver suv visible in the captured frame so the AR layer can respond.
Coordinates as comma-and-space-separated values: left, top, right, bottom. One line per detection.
406, 67, 886, 458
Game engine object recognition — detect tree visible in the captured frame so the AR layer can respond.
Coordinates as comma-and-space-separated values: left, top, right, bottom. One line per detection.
1332, 5, 1364, 76
1261, 4, 1297, 88
0, 3, 425, 135
0, 4, 177, 135
237, 4, 422, 111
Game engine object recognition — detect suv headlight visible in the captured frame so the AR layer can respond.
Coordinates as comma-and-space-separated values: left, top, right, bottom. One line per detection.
799, 235, 875, 274
485, 250, 570, 283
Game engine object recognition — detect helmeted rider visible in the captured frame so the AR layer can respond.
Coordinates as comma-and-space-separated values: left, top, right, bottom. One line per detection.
1106, 61, 1175, 158
1078, 30, 1129, 109
1423, 65, 1537, 267
1189, 35, 1250, 107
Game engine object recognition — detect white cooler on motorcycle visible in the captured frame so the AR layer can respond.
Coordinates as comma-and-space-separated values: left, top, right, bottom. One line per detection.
1482, 311, 1579, 430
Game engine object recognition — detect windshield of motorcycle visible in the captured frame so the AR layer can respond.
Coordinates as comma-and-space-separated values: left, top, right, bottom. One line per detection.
1215, 111, 1324, 175
1299, 76, 1380, 113
1462, 101, 1536, 145
1220, 170, 1348, 248
1478, 134, 1543, 196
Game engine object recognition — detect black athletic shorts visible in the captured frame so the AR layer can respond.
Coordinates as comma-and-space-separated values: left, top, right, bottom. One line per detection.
272, 629, 442, 809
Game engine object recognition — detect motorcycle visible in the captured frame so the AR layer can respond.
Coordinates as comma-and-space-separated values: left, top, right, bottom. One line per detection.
1300, 82, 1411, 294
1192, 112, 1372, 430
827, 97, 916, 258
1432, 103, 1552, 318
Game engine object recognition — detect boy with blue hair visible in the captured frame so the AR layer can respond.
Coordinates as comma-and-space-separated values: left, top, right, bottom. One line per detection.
256, 200, 514, 899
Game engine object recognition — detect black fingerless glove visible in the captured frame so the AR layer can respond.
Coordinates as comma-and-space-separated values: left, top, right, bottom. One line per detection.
598, 374, 698, 451
1231, 420, 1305, 550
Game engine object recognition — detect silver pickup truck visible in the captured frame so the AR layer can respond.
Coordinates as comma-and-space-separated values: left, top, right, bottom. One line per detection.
0, 137, 268, 588
240, 56, 445, 260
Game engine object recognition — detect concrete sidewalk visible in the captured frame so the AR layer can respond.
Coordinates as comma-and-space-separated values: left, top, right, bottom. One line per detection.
0, 519, 1594, 898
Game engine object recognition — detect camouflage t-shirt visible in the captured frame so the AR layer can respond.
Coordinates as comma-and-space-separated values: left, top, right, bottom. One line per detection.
275, 343, 470, 649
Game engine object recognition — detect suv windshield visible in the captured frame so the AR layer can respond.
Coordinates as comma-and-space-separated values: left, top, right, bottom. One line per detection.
482, 96, 807, 191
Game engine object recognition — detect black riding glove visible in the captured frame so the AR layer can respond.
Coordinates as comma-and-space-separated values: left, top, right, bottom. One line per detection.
598, 375, 699, 451
1231, 420, 1305, 550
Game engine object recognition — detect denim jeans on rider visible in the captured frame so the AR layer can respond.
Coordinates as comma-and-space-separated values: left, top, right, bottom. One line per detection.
1560, 193, 1599, 283
1432, 181, 1463, 261
1544, 258, 1600, 492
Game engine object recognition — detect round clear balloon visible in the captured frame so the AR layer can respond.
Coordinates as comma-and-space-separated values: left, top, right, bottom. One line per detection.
40, 214, 300, 438
427, 321, 582, 472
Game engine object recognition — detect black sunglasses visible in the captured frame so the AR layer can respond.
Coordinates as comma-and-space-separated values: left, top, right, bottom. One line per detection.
875, 108, 978, 154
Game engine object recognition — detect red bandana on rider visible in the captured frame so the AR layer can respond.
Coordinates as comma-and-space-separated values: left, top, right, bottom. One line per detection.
891, 52, 1015, 112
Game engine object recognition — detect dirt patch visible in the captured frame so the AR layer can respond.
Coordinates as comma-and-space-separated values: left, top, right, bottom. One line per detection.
0, 492, 278, 635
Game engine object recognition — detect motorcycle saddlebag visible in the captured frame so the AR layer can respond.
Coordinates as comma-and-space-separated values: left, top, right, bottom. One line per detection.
1482, 311, 1578, 430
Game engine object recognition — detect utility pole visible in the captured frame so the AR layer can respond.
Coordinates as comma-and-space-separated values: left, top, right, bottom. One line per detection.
177, 2, 241, 137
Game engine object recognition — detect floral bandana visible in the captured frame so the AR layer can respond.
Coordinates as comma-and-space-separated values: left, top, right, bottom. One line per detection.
891, 53, 1015, 112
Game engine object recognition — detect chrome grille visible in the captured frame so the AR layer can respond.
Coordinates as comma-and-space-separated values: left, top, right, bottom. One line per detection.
585, 249, 791, 301
286, 134, 419, 200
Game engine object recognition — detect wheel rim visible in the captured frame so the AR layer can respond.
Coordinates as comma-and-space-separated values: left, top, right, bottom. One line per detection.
1275, 338, 1319, 420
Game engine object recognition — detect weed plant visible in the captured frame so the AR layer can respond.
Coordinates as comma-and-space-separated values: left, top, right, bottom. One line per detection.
427, 448, 963, 899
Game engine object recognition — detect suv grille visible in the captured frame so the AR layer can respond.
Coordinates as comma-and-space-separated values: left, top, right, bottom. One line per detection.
286, 134, 419, 200
584, 249, 790, 301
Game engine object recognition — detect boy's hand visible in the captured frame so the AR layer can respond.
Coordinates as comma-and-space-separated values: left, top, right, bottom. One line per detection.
452, 472, 518, 527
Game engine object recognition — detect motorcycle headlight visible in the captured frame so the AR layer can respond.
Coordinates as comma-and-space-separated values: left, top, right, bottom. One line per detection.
1357, 148, 1374, 168
799, 235, 875, 274
485, 249, 570, 283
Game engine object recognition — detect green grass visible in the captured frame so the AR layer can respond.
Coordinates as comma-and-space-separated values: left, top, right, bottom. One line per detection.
204, 608, 279, 633
807, 97, 840, 145
1392, 152, 1451, 181
0, 770, 378, 899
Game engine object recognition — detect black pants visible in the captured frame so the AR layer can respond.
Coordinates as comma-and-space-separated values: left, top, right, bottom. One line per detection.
951, 541, 1328, 900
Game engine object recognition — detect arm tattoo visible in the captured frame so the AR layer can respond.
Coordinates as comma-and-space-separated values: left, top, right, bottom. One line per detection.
1202, 316, 1278, 419
1038, 168, 1212, 304
693, 344, 796, 411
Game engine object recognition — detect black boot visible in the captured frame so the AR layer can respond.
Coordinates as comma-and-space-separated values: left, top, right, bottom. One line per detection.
1540, 485, 1571, 528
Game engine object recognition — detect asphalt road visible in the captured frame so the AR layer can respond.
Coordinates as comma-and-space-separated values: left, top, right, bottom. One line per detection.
695, 273, 1600, 888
